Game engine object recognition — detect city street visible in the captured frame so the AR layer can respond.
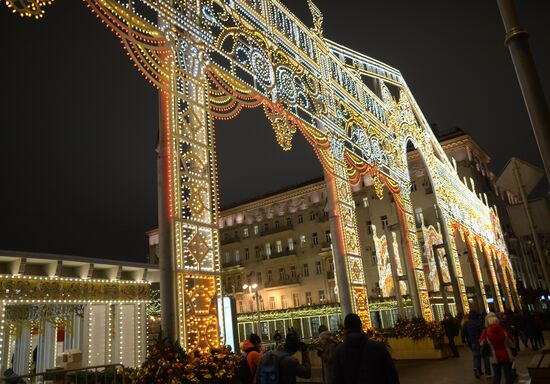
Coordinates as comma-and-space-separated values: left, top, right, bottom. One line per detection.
299, 334, 548, 384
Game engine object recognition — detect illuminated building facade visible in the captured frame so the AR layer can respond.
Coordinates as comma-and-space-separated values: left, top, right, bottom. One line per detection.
8, 0, 518, 348
0, 251, 156, 376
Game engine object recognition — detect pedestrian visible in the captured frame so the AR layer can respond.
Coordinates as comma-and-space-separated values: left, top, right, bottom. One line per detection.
317, 325, 338, 384
237, 333, 263, 384
256, 331, 311, 384
462, 310, 491, 378
443, 313, 460, 357
332, 313, 399, 384
273, 330, 282, 346
480, 314, 516, 384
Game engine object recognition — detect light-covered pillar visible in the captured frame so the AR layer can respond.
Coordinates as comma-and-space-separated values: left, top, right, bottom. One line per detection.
0, 301, 6, 373
134, 303, 146, 367
465, 235, 489, 314
482, 247, 504, 313
323, 149, 371, 327
36, 321, 55, 373
13, 325, 30, 376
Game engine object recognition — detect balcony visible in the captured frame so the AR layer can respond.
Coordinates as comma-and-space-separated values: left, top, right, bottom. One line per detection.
321, 241, 332, 251
327, 271, 335, 280
221, 260, 242, 269
264, 276, 300, 289
260, 224, 294, 236
221, 235, 241, 245
264, 248, 297, 261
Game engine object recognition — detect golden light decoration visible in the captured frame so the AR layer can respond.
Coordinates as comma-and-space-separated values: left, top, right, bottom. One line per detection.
5, 0, 519, 350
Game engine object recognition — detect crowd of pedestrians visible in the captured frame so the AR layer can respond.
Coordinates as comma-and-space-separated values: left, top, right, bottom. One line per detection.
237, 309, 548, 384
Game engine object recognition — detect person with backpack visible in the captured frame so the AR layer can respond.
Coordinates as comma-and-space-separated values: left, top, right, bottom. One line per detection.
238, 333, 263, 384
443, 313, 460, 357
256, 331, 311, 384
332, 313, 399, 384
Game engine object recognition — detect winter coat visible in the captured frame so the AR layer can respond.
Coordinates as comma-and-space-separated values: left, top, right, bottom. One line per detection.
443, 317, 459, 337
241, 339, 262, 384
318, 331, 338, 384
462, 312, 483, 346
332, 332, 399, 384
480, 324, 515, 364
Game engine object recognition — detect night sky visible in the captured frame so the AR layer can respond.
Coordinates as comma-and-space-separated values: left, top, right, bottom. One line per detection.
1, 0, 549, 262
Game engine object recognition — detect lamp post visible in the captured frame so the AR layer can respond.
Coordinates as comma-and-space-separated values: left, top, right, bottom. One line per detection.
243, 283, 261, 336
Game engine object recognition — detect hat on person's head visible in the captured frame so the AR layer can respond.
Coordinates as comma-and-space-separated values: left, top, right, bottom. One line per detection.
344, 313, 362, 331
249, 333, 261, 345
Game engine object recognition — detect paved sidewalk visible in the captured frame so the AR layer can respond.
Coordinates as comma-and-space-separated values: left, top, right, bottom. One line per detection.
298, 333, 548, 384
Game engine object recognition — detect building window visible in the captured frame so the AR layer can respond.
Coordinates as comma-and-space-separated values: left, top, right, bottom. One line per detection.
255, 246, 261, 260
434, 204, 440, 220
372, 251, 377, 266
269, 296, 276, 310
309, 211, 316, 221
328, 259, 334, 272
235, 250, 240, 263
265, 243, 272, 258
415, 207, 423, 228
290, 265, 296, 277
245, 248, 250, 260
319, 290, 326, 303
288, 237, 294, 251
224, 251, 230, 264
235, 274, 241, 290
257, 272, 262, 284
287, 217, 292, 226
424, 178, 433, 194
410, 180, 417, 192
279, 268, 286, 280
303, 263, 309, 277
281, 295, 288, 309
300, 235, 307, 248
312, 233, 319, 246
293, 293, 300, 307
276, 240, 283, 253
264, 223, 269, 232
367, 221, 372, 235
298, 214, 303, 224
325, 230, 331, 243
381, 215, 388, 229
362, 196, 369, 207
238, 300, 243, 313
253, 225, 259, 235
267, 270, 272, 282
315, 261, 322, 275
275, 220, 280, 229
243, 227, 249, 238
306, 292, 313, 305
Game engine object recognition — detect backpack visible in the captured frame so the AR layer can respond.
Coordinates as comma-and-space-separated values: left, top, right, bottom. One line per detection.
257, 350, 289, 384
236, 352, 254, 384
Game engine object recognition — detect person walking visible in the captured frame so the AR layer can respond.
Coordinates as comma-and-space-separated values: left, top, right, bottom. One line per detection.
256, 331, 311, 384
316, 325, 338, 384
443, 313, 460, 357
480, 314, 516, 384
238, 333, 263, 384
332, 313, 399, 384
462, 310, 491, 378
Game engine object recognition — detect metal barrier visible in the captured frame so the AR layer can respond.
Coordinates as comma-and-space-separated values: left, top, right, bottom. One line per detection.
0, 364, 126, 384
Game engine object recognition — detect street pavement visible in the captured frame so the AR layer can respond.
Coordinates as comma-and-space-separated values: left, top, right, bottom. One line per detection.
298, 333, 548, 384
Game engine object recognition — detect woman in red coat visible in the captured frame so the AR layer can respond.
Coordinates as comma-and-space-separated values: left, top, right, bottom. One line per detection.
480, 313, 516, 384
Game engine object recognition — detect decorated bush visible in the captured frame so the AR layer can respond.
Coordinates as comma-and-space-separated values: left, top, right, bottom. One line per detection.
130, 337, 240, 384
392, 317, 445, 341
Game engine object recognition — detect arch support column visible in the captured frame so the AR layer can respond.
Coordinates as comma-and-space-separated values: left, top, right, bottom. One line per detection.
323, 149, 370, 328
482, 247, 504, 312
465, 234, 489, 314
395, 193, 432, 320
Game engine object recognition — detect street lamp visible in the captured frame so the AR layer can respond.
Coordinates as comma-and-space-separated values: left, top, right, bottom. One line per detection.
243, 283, 261, 336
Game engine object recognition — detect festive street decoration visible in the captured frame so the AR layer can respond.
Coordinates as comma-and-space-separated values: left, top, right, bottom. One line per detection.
5, 0, 517, 346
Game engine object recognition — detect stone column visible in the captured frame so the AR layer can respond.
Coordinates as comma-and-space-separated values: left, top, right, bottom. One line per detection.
36, 321, 55, 373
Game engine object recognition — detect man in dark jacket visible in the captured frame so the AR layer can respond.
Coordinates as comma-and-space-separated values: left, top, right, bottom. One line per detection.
332, 313, 399, 384
462, 310, 490, 378
443, 313, 459, 357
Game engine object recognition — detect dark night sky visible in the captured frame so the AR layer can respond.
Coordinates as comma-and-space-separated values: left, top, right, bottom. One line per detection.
1, 0, 549, 262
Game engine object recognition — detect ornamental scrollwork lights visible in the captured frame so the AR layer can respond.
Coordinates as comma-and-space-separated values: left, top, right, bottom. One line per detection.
5, 0, 519, 341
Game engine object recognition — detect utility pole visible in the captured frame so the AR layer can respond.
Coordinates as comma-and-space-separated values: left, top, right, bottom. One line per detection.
497, 0, 550, 184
